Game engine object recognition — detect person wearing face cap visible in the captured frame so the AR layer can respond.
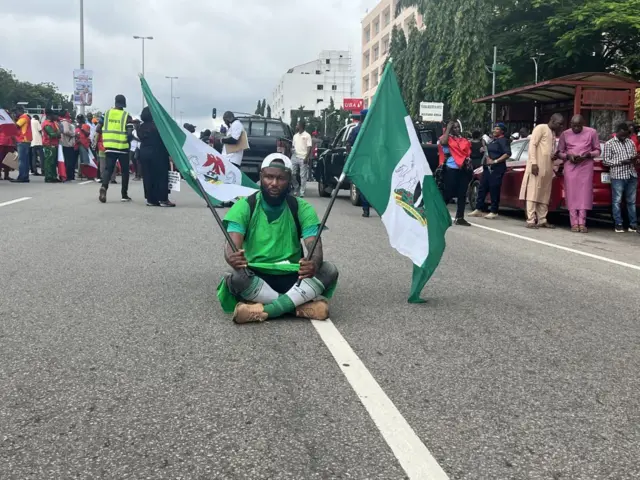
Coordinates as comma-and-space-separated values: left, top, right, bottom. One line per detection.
98, 94, 134, 203
438, 119, 473, 225
469, 122, 511, 219
220, 153, 339, 324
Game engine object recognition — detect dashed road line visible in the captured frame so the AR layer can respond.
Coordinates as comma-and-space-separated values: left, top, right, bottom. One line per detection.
0, 197, 32, 208
78, 180, 94, 185
312, 319, 449, 480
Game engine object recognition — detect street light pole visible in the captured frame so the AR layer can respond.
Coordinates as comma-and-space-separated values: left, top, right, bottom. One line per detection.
79, 0, 85, 117
133, 35, 153, 108
166, 76, 178, 118
531, 53, 544, 125
173, 97, 180, 120
491, 45, 497, 125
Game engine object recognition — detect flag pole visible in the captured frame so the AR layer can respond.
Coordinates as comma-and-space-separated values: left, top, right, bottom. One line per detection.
297, 171, 346, 285
189, 171, 240, 253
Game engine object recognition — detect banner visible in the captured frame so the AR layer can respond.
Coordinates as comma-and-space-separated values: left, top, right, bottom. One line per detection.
73, 69, 93, 106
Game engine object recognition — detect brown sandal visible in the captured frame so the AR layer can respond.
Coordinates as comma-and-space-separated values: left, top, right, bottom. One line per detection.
571, 225, 580, 233
579, 225, 588, 233
539, 222, 555, 229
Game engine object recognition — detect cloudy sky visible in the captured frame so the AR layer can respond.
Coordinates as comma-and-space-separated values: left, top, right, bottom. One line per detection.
0, 0, 378, 129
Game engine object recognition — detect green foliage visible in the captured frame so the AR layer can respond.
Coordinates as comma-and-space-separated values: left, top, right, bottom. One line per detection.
0, 68, 73, 113
255, 99, 268, 116
289, 97, 350, 138
266, 104, 271, 118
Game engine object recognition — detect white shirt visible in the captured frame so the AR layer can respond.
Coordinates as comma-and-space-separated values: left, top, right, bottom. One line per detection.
89, 123, 97, 142
130, 129, 140, 151
292, 131, 312, 159
31, 118, 43, 146
222, 119, 247, 166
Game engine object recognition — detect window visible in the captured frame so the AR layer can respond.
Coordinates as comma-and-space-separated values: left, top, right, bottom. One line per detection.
326, 59, 330, 65
250, 120, 265, 136
517, 142, 529, 162
383, 9, 391, 26
332, 85, 337, 91
317, 85, 324, 90
265, 121, 285, 137
315, 70, 321, 74
317, 98, 323, 103
373, 44, 379, 61
374, 20, 380, 35
508, 140, 526, 161
363, 51, 370, 68
363, 75, 369, 92
373, 70, 379, 86
364, 26, 370, 43
382, 37, 390, 55
332, 126, 347, 148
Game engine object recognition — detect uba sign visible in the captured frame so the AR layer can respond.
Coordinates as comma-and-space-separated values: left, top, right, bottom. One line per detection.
343, 98, 364, 112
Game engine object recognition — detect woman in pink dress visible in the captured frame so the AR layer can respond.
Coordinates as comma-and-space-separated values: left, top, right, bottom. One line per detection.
557, 115, 601, 232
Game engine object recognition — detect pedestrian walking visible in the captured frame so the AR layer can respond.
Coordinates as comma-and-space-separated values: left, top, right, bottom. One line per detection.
138, 107, 175, 207
438, 119, 473, 226
519, 113, 564, 229
603, 122, 639, 233
469, 123, 511, 219
12, 105, 32, 183
292, 120, 312, 197
557, 115, 601, 232
98, 94, 133, 203
31, 114, 44, 175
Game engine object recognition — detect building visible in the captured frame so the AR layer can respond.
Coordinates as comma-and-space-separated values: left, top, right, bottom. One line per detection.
271, 50, 354, 125
361, 1, 423, 107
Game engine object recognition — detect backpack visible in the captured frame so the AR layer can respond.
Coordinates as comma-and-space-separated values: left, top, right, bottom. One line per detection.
246, 192, 302, 240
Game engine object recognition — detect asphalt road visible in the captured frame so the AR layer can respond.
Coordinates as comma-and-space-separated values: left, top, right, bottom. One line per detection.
1, 177, 639, 479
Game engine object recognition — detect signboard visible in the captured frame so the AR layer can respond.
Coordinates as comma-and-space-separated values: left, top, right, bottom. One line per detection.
420, 102, 444, 122
73, 69, 93, 106
343, 98, 364, 112
581, 89, 629, 107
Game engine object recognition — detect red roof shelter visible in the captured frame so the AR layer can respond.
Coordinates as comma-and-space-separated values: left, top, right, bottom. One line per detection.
474, 72, 639, 138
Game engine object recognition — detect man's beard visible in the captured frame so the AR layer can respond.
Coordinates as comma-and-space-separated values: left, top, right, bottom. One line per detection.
261, 182, 290, 206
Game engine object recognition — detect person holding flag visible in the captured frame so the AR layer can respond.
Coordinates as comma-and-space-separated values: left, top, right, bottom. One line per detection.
41, 109, 62, 183
220, 154, 339, 324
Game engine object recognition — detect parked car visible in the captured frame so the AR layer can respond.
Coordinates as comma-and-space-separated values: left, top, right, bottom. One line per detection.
467, 138, 640, 214
314, 123, 358, 199
211, 113, 293, 181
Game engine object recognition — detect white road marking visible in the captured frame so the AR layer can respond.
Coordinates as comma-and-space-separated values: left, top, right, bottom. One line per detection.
463, 220, 640, 272
78, 180, 93, 185
0, 197, 31, 208
312, 319, 449, 480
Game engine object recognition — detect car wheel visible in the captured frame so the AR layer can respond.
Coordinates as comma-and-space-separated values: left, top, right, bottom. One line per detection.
318, 171, 330, 198
467, 180, 479, 209
350, 183, 362, 206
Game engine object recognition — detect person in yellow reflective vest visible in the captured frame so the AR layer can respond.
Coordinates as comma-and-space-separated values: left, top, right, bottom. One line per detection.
98, 94, 134, 203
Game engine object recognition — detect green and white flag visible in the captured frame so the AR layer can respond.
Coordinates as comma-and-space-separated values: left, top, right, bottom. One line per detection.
140, 76, 258, 204
343, 62, 451, 303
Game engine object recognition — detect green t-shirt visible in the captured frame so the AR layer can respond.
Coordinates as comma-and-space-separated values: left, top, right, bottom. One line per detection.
224, 194, 320, 274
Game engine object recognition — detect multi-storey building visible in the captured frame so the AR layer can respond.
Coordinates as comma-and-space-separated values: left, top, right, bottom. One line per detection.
271, 50, 355, 125
361, 0, 423, 107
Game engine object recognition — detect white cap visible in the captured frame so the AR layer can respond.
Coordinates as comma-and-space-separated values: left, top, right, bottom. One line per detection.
261, 153, 293, 171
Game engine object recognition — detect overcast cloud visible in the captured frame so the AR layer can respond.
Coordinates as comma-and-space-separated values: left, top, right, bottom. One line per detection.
0, 0, 377, 130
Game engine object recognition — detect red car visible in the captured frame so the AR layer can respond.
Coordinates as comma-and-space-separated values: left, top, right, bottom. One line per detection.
467, 138, 640, 214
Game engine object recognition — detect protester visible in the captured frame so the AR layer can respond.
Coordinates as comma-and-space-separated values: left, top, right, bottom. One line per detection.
59, 110, 77, 182
30, 114, 44, 175
94, 121, 116, 184
128, 120, 141, 181
603, 122, 639, 233
13, 105, 32, 183
98, 94, 133, 203
557, 115, 601, 232
138, 106, 174, 207
41, 109, 61, 183
519, 127, 530, 140
220, 111, 248, 168
346, 109, 370, 217
469, 123, 511, 219
0, 109, 18, 181
291, 120, 312, 197
75, 114, 91, 173
519, 113, 564, 229
439, 119, 472, 226
221, 153, 338, 323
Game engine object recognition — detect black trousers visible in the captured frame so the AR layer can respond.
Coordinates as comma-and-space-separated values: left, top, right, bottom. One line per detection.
443, 166, 472, 219
31, 146, 44, 173
476, 165, 506, 214
62, 146, 77, 180
101, 151, 130, 197
140, 148, 169, 203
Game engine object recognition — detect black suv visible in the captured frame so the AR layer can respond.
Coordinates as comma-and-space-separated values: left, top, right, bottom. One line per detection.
314, 123, 358, 199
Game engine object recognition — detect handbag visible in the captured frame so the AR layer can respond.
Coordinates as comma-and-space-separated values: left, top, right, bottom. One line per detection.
1, 151, 19, 171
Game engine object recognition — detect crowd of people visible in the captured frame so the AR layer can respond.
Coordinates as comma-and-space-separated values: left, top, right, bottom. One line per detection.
0, 95, 175, 207
437, 116, 640, 234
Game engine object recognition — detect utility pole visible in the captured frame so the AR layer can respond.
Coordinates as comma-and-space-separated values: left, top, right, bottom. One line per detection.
79, 0, 85, 117
166, 76, 178, 117
491, 46, 497, 125
133, 35, 153, 108
531, 53, 545, 125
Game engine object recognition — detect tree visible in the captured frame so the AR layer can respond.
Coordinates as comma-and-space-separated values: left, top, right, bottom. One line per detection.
261, 99, 267, 115
266, 104, 272, 118
255, 100, 262, 115
0, 68, 73, 113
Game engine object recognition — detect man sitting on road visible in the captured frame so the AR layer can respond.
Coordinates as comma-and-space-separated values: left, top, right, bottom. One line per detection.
219, 153, 339, 324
